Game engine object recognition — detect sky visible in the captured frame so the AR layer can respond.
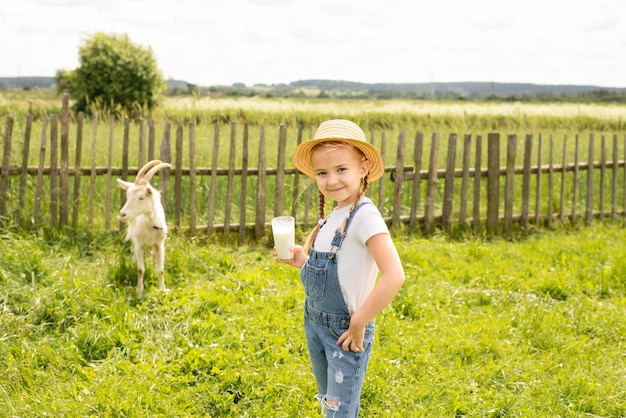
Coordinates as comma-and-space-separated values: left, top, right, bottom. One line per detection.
1, 0, 625, 88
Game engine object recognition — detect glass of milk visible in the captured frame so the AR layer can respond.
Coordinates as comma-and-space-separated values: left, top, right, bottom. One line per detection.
271, 216, 295, 261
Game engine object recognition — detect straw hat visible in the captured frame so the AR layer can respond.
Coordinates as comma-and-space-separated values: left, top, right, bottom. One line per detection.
293, 119, 385, 181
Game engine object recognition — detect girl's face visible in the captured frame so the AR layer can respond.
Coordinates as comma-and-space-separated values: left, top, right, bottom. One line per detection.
311, 144, 369, 208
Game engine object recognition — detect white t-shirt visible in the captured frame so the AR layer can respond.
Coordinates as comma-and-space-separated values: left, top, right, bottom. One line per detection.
312, 198, 389, 315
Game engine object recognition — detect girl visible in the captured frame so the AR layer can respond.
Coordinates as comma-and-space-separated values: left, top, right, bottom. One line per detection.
275, 119, 405, 417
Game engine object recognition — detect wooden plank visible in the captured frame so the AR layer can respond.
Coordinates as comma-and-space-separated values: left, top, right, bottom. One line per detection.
174, 125, 183, 228
34, 117, 48, 222
504, 134, 516, 236
409, 131, 423, 229
599, 134, 606, 218
148, 120, 156, 161
486, 132, 500, 235
586, 133, 594, 225
120, 117, 130, 230
571, 134, 580, 224
223, 121, 237, 237
392, 131, 406, 228
138, 119, 146, 168
441, 133, 457, 232
207, 124, 219, 234
239, 122, 249, 243
18, 114, 33, 219
378, 130, 387, 214
274, 124, 287, 217
611, 134, 618, 219
188, 122, 197, 232
158, 121, 172, 205
0, 115, 13, 219
559, 135, 567, 222
59, 94, 70, 227
547, 135, 554, 226
458, 134, 471, 226
291, 124, 303, 219
72, 112, 84, 228
303, 125, 314, 227
88, 113, 98, 224
535, 134, 543, 226
423, 132, 440, 234
255, 125, 267, 239
50, 115, 59, 228
520, 134, 533, 228
472, 135, 482, 232
105, 115, 114, 230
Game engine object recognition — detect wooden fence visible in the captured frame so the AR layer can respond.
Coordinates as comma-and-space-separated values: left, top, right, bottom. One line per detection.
2, 95, 626, 240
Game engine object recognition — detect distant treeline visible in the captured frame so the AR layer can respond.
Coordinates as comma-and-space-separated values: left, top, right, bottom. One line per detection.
3, 76, 626, 103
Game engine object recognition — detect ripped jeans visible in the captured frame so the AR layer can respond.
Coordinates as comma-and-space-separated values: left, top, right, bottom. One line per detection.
304, 303, 375, 417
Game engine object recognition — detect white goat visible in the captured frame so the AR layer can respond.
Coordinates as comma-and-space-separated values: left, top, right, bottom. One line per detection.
117, 160, 172, 293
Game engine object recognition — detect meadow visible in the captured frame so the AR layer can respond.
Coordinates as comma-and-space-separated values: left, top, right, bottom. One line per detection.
1, 94, 626, 416
1, 223, 625, 417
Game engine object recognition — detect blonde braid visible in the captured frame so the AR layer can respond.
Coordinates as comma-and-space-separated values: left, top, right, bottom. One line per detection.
348, 176, 369, 216
304, 191, 326, 253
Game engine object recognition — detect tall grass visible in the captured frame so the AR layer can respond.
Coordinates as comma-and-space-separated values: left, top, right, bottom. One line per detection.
1, 223, 625, 416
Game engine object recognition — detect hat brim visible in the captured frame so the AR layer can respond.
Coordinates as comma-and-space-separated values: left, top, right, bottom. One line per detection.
293, 137, 385, 181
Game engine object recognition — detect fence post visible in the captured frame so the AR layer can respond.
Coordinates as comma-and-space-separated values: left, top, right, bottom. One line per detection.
50, 115, 59, 228
521, 134, 533, 228
535, 134, 543, 226
72, 112, 84, 228
255, 125, 267, 239
274, 124, 287, 217
409, 131, 423, 229
487, 132, 500, 235
547, 135, 554, 226
586, 133, 594, 225
392, 131, 406, 228
571, 134, 580, 224
0, 115, 13, 220
34, 118, 48, 222
120, 117, 130, 231
441, 133, 457, 232
59, 94, 70, 227
472, 135, 482, 232
207, 124, 220, 234
378, 130, 387, 215
18, 114, 33, 221
611, 134, 618, 219
188, 122, 197, 233
174, 124, 184, 228
239, 122, 249, 243
559, 135, 568, 222
599, 135, 607, 219
423, 132, 440, 234
459, 134, 471, 226
504, 134, 517, 236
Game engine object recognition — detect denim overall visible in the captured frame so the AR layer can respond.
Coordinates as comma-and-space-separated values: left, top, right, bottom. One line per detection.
302, 202, 375, 417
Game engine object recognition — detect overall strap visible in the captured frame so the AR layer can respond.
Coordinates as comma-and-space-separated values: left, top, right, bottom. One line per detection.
329, 201, 372, 259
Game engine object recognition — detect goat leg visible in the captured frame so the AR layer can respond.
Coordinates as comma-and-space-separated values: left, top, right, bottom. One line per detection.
134, 243, 145, 293
153, 243, 168, 292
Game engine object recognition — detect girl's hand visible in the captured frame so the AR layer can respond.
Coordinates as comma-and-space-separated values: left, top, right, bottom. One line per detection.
336, 324, 366, 352
273, 245, 307, 268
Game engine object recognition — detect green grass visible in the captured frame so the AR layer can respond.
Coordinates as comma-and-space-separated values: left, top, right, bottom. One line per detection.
1, 223, 625, 417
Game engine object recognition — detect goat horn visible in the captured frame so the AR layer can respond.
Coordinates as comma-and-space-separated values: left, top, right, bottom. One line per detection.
135, 160, 163, 185
142, 162, 172, 185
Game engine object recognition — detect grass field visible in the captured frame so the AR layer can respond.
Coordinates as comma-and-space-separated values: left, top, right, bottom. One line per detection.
1, 223, 625, 417
1, 93, 626, 416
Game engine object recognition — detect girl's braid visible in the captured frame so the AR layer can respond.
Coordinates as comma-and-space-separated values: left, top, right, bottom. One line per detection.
304, 190, 326, 253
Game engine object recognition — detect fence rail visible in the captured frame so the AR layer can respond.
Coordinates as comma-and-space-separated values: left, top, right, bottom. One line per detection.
2, 95, 625, 240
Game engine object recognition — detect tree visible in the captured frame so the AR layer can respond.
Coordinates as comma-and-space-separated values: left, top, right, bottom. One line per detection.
61, 32, 165, 116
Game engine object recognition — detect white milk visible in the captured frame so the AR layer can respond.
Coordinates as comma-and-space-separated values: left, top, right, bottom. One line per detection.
271, 216, 295, 260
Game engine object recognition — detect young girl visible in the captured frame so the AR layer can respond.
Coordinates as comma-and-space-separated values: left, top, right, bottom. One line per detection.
275, 119, 405, 417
